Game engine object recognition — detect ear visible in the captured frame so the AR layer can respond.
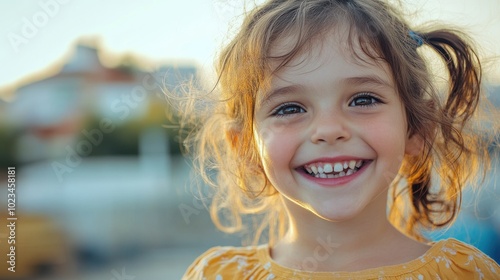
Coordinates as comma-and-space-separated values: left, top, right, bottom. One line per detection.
405, 133, 424, 156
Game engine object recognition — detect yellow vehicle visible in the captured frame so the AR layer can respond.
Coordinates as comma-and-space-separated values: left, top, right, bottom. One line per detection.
0, 214, 74, 279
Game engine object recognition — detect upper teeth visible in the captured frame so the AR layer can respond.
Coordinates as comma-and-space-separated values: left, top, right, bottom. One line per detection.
304, 160, 363, 176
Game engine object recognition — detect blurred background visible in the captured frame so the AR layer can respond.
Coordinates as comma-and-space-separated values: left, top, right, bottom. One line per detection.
0, 1, 499, 279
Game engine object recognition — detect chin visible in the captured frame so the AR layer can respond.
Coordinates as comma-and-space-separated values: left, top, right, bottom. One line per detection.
306, 204, 365, 223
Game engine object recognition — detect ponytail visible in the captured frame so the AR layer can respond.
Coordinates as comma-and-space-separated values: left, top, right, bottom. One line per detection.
401, 29, 491, 239
425, 30, 481, 127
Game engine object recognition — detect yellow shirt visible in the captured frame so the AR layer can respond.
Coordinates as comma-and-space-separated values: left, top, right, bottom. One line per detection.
182, 238, 499, 279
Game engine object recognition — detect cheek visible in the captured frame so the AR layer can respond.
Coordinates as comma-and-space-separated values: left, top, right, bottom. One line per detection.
363, 117, 407, 167
370, 126, 405, 150
254, 121, 297, 171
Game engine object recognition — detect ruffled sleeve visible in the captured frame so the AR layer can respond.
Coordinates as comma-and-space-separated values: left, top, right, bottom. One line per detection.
181, 247, 220, 280
424, 239, 500, 279
181, 245, 272, 280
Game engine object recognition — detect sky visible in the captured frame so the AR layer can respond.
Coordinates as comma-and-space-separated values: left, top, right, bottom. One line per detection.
0, 0, 499, 89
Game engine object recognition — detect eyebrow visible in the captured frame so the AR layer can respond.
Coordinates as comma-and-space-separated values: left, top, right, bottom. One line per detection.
342, 75, 393, 88
258, 84, 304, 107
259, 75, 393, 106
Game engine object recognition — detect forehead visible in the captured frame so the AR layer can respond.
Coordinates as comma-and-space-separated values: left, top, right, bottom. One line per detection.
259, 26, 394, 102
269, 22, 387, 71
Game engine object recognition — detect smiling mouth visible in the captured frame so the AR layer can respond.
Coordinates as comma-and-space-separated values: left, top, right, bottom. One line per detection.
303, 160, 366, 179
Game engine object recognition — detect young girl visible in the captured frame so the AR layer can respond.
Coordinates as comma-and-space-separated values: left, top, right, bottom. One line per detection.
180, 0, 500, 278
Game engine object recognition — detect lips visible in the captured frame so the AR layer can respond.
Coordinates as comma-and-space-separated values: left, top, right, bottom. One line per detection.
302, 160, 365, 179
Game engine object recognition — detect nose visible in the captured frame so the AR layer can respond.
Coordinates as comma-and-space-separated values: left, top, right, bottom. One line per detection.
310, 110, 351, 144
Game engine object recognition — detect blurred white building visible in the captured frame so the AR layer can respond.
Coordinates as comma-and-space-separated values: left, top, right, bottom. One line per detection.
0, 40, 208, 277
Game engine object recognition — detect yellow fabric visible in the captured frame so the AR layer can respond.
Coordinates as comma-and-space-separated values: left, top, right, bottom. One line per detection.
182, 238, 499, 279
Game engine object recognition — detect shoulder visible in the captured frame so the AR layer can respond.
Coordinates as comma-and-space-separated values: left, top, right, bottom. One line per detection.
419, 238, 500, 279
181, 245, 270, 280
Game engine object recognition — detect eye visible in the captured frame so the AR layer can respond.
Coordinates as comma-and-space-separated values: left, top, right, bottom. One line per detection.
271, 103, 306, 116
349, 93, 382, 107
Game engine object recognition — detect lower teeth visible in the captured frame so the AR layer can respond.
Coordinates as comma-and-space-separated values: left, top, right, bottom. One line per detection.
313, 168, 358, 178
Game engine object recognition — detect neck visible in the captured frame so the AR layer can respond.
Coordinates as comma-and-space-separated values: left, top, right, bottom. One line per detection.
271, 196, 418, 272
284, 197, 395, 248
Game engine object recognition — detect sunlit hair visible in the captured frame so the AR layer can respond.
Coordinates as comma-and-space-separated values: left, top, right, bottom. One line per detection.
175, 0, 499, 244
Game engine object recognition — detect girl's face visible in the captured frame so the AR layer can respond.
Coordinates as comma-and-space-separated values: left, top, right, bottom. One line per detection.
253, 29, 418, 223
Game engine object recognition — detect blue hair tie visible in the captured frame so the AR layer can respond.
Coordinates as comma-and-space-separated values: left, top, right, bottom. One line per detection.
409, 30, 424, 47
